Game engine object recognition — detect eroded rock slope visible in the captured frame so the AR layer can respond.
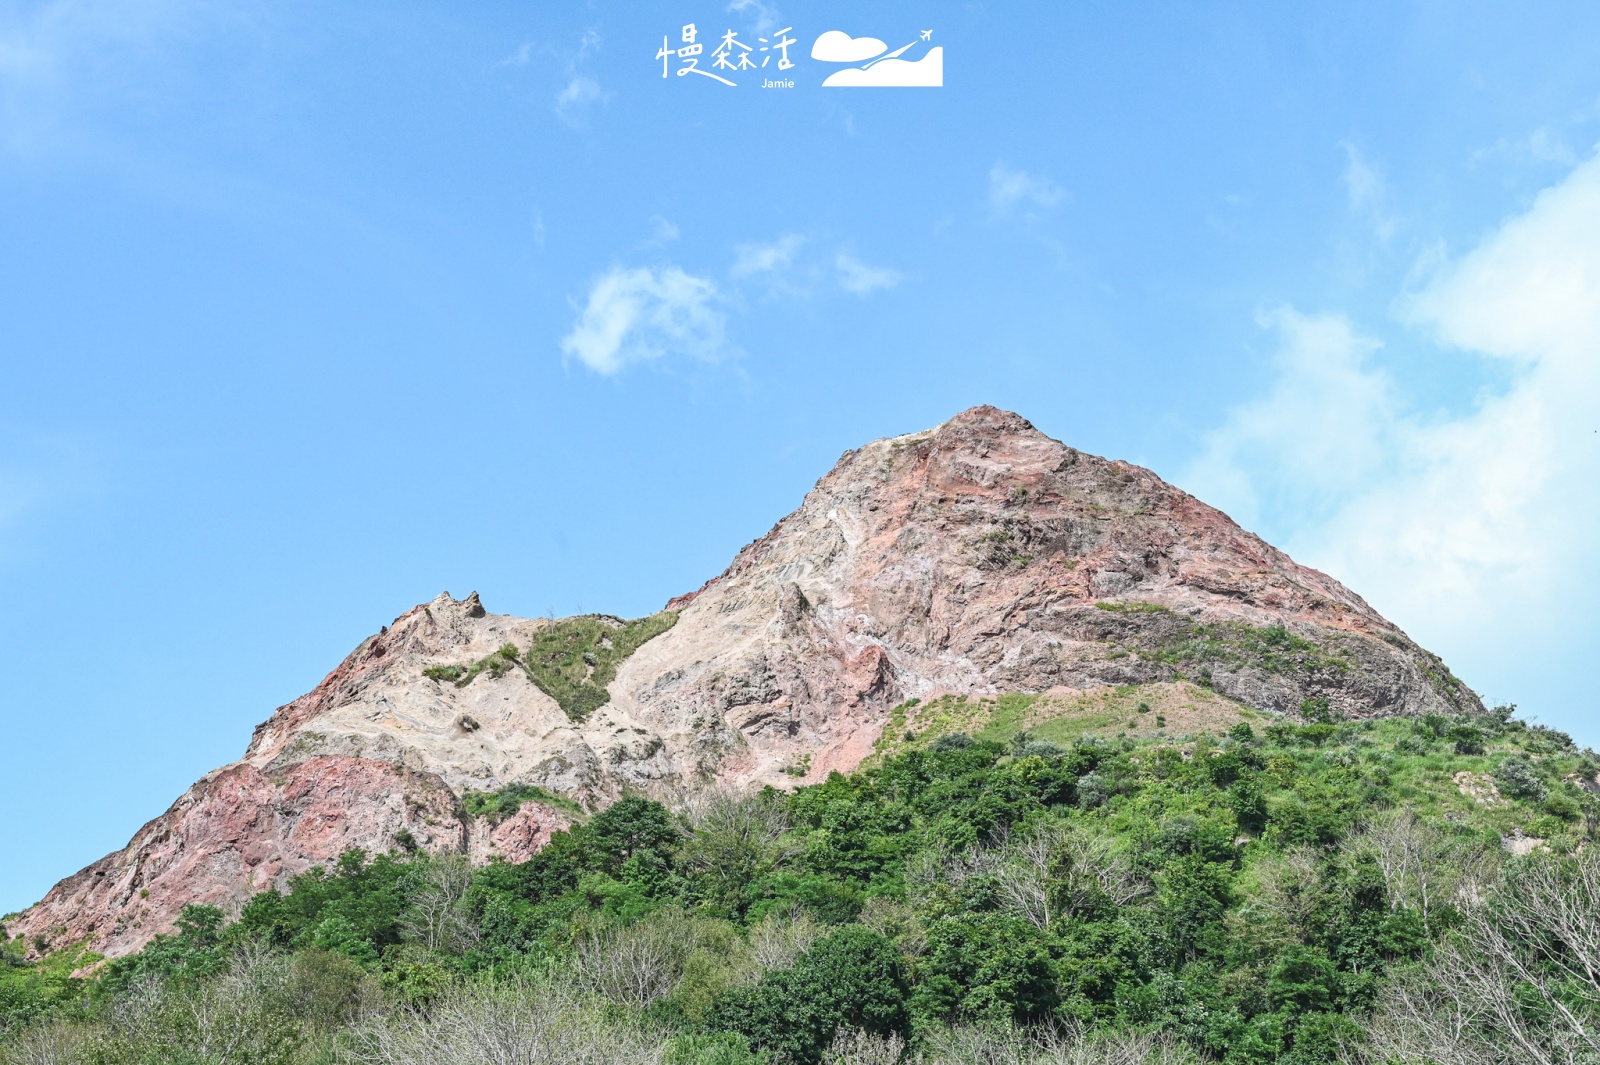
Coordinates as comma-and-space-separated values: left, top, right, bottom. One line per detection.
9, 406, 1479, 957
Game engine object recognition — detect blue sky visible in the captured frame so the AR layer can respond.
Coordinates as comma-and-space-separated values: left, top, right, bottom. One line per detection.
3, 0, 1599, 914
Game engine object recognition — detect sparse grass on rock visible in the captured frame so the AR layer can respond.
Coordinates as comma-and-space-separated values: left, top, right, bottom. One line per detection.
462, 783, 584, 823
422, 612, 678, 722
873, 681, 1264, 764
523, 612, 678, 722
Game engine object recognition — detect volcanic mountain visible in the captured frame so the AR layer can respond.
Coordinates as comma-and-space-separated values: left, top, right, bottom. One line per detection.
7, 407, 1479, 958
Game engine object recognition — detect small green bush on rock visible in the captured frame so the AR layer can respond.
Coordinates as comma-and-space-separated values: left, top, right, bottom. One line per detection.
1495, 755, 1548, 802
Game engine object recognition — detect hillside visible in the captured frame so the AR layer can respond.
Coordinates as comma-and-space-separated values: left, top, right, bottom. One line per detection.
4, 702, 1597, 1064
6, 407, 1479, 960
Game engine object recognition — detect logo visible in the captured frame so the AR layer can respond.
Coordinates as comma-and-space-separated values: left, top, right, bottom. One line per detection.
812, 30, 942, 87
655, 24, 942, 89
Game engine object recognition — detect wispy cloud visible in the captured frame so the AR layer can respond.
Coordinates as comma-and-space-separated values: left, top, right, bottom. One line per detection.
1185, 308, 1395, 531
0, 0, 228, 152
560, 30, 607, 125
1525, 125, 1578, 165
0, 0, 201, 85
1470, 124, 1584, 170
575, 28, 600, 61
1340, 142, 1398, 242
560, 265, 728, 375
642, 216, 680, 248
1186, 149, 1600, 709
732, 233, 804, 277
495, 41, 533, 68
554, 75, 604, 125
726, 0, 781, 34
501, 28, 608, 128
835, 251, 901, 295
988, 162, 1064, 219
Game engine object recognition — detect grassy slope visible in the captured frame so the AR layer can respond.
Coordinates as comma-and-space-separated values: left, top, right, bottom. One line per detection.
875, 682, 1268, 763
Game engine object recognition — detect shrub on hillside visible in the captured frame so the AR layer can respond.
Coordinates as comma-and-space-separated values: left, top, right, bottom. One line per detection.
1495, 756, 1547, 802
710, 926, 909, 1065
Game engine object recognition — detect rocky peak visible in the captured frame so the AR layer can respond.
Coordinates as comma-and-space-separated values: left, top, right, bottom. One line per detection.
8, 408, 1479, 959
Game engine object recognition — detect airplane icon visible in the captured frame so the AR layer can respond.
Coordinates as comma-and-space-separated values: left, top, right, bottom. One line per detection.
920, 30, 932, 41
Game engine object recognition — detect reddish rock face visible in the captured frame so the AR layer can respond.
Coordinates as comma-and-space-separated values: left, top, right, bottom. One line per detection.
468, 802, 575, 866
7, 407, 1480, 958
602, 405, 1479, 791
9, 758, 463, 960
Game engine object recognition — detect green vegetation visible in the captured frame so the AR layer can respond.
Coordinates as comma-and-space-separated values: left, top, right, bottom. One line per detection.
1140, 620, 1349, 677
462, 782, 584, 823
454, 643, 525, 687
6, 704, 1600, 1063
1094, 601, 1174, 615
0, 938, 98, 1035
874, 682, 1264, 762
1493, 753, 1547, 801
423, 646, 522, 687
524, 611, 678, 721
420, 611, 679, 722
1081, 612, 1369, 698
974, 519, 1041, 571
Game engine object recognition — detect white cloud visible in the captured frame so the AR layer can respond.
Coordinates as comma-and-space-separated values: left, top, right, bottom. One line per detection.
1185, 309, 1395, 531
515, 29, 605, 128
644, 216, 680, 247
1526, 126, 1578, 165
1340, 142, 1398, 241
1187, 150, 1600, 718
560, 265, 727, 375
1403, 160, 1600, 366
988, 162, 1064, 218
835, 251, 901, 295
732, 233, 804, 277
495, 41, 533, 68
574, 27, 600, 61
554, 75, 605, 126
1470, 125, 1582, 169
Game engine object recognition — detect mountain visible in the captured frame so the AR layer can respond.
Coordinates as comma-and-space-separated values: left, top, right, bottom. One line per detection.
7, 406, 1478, 959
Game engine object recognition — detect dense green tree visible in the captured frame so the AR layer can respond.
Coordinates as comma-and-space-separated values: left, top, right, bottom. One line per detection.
584, 796, 681, 878
914, 912, 1056, 1024
711, 926, 909, 1065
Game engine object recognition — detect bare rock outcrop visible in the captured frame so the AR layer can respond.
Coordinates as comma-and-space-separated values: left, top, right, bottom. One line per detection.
11, 757, 461, 960
7, 406, 1480, 958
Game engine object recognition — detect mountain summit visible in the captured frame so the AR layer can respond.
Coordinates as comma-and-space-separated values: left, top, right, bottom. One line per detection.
9, 406, 1478, 958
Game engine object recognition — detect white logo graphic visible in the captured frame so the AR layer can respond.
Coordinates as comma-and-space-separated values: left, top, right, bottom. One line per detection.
652, 23, 940, 90
811, 29, 943, 87
656, 22, 796, 87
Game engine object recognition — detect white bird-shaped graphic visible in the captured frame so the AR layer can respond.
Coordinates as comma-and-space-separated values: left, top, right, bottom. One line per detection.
920, 30, 932, 41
